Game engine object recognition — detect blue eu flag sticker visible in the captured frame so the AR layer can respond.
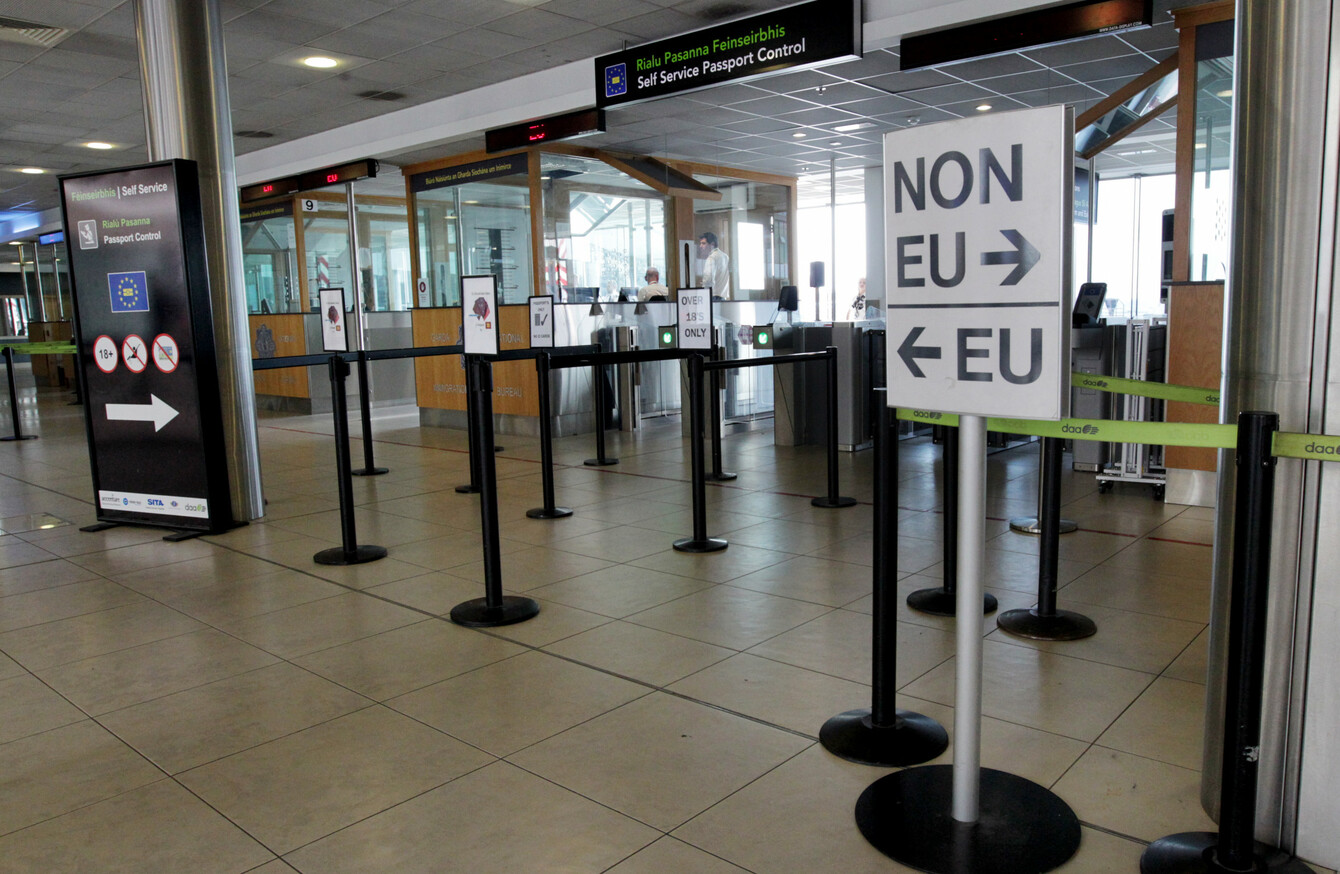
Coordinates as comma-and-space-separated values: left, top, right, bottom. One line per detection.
108, 271, 149, 313
605, 63, 627, 98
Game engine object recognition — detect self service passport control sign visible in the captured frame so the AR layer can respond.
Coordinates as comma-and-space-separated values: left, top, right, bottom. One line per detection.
59, 159, 232, 532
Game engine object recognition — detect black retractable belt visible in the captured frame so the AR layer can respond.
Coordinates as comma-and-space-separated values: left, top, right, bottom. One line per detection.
1, 347, 37, 442
584, 360, 618, 466
673, 353, 726, 553
350, 349, 387, 476
314, 356, 386, 566
526, 351, 573, 520
811, 345, 856, 509
455, 355, 482, 494
708, 342, 736, 481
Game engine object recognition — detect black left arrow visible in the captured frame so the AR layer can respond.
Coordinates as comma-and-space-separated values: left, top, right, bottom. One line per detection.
981, 229, 1040, 285
897, 326, 941, 378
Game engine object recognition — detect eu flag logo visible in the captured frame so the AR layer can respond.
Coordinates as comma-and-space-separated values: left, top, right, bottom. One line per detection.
108, 271, 149, 313
605, 63, 627, 98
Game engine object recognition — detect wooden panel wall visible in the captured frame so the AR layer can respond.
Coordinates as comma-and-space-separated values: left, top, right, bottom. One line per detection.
1164, 281, 1225, 472
249, 313, 309, 398
411, 305, 540, 417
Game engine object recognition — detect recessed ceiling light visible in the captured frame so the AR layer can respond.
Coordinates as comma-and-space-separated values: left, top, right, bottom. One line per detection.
19, 168, 44, 174
976, 103, 992, 112
792, 132, 806, 138
9, 241, 22, 246
303, 56, 338, 69
815, 86, 827, 94
833, 122, 876, 133
1216, 88, 1233, 98
829, 141, 841, 146
1195, 143, 1206, 149
84, 141, 114, 150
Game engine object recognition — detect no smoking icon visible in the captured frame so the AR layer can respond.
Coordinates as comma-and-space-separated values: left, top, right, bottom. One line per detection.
152, 333, 179, 373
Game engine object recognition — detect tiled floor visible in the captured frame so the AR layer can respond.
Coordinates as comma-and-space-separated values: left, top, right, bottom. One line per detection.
0, 367, 1331, 873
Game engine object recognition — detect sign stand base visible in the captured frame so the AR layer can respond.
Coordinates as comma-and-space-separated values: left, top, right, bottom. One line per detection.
351, 467, 389, 477
856, 765, 1080, 874
812, 495, 858, 508
1141, 833, 1316, 874
526, 506, 574, 519
673, 536, 728, 553
997, 607, 1097, 641
906, 587, 998, 616
314, 544, 388, 566
821, 710, 948, 767
1009, 516, 1078, 534
450, 595, 540, 627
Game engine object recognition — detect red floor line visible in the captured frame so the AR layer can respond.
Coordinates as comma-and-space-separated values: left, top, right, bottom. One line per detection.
1148, 535, 1214, 548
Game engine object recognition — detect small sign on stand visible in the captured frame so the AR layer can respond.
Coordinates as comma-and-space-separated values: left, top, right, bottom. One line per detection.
529, 294, 554, 348
319, 288, 348, 352
463, 274, 499, 356
677, 287, 711, 350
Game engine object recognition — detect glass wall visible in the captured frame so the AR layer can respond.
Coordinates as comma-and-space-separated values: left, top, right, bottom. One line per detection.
241, 205, 298, 314
1190, 53, 1233, 282
1089, 173, 1176, 320
691, 175, 791, 301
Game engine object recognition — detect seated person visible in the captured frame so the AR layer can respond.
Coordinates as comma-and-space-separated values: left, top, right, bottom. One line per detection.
637, 267, 670, 301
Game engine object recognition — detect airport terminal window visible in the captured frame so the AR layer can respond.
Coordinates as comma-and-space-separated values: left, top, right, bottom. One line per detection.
692, 175, 791, 301
539, 153, 667, 302
352, 198, 413, 312
1190, 52, 1233, 282
1090, 173, 1176, 320
301, 196, 353, 313
242, 212, 298, 314
414, 175, 533, 306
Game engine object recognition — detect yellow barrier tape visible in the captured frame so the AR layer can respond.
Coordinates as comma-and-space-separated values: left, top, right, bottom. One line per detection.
1071, 371, 1220, 407
1273, 432, 1340, 461
896, 408, 1237, 449
1, 342, 77, 355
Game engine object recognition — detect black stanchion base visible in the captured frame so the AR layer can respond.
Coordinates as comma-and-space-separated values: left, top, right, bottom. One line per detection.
0, 434, 37, 441
455, 484, 481, 494
80, 521, 120, 533
710, 471, 738, 481
856, 765, 1081, 874
673, 536, 728, 553
1141, 832, 1317, 874
313, 544, 388, 566
526, 506, 574, 519
1008, 516, 1079, 535
449, 595, 540, 628
351, 467, 389, 476
162, 529, 207, 542
584, 457, 619, 466
820, 708, 948, 767
997, 607, 1097, 641
907, 587, 999, 616
812, 495, 858, 509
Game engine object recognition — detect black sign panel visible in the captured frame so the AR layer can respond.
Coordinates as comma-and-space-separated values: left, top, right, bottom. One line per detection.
410, 154, 530, 193
59, 160, 231, 531
595, 0, 860, 109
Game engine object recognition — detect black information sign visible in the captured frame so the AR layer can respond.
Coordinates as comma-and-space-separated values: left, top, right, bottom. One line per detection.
410, 154, 530, 193
59, 160, 232, 532
595, 0, 860, 109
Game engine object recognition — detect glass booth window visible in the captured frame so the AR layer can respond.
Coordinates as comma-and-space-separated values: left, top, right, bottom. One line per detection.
539, 153, 667, 302
241, 208, 298, 314
1191, 46, 1233, 282
692, 175, 791, 301
301, 195, 352, 312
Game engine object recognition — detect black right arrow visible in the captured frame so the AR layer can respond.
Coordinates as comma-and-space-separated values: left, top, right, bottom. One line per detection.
897, 326, 941, 378
981, 229, 1040, 285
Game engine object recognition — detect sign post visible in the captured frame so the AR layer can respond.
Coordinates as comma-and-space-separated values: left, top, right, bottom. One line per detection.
59, 160, 233, 535
857, 105, 1080, 873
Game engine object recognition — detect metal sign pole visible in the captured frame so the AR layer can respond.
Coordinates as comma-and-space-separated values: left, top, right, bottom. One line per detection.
954, 413, 986, 820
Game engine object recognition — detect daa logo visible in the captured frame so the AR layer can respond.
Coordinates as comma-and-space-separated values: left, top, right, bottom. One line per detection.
1062, 423, 1100, 435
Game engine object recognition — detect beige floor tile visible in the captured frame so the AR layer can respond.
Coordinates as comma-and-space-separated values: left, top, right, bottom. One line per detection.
1053, 827, 1147, 872
66, 538, 225, 577
669, 652, 871, 736
149, 568, 344, 624
1164, 626, 1210, 683
627, 506, 773, 536
181, 706, 494, 853
382, 530, 529, 570
99, 662, 370, 774
0, 558, 101, 597
481, 597, 613, 647
1053, 747, 1216, 843
672, 744, 917, 874
361, 570, 481, 615
37, 628, 279, 715
630, 542, 792, 584
900, 639, 1155, 741
553, 526, 681, 563
305, 553, 440, 589
216, 592, 424, 658
882, 573, 1037, 635
989, 602, 1205, 674
0, 578, 143, 632
510, 692, 810, 831
285, 760, 657, 874
1097, 676, 1206, 770
0, 779, 274, 874
725, 518, 860, 554
746, 607, 956, 687
296, 619, 525, 700
627, 585, 833, 650
201, 521, 311, 549
604, 836, 751, 873
0, 600, 207, 670
0, 539, 58, 570
528, 564, 712, 618
0, 650, 21, 680
1061, 564, 1213, 624
544, 620, 735, 686
389, 650, 648, 756
447, 544, 614, 591
1104, 537, 1215, 582
107, 550, 282, 590
0, 674, 86, 743
0, 720, 163, 835
989, 527, 1136, 564
725, 555, 874, 606
917, 545, 1094, 593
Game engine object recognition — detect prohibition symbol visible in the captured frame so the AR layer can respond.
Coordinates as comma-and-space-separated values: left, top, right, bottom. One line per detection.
93, 335, 118, 373
121, 334, 148, 374
152, 333, 179, 373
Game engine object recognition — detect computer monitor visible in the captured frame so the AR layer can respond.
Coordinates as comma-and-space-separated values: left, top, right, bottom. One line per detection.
570, 286, 598, 303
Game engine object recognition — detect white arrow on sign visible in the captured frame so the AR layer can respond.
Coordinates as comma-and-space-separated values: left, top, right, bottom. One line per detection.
106, 394, 179, 432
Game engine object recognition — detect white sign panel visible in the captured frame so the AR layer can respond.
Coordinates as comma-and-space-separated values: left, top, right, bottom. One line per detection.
462, 274, 499, 356
529, 294, 554, 348
416, 277, 429, 308
884, 105, 1071, 420
319, 287, 348, 352
677, 287, 712, 350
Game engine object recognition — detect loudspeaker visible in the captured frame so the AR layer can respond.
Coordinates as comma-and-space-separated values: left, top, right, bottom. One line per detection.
809, 261, 825, 287
778, 286, 799, 311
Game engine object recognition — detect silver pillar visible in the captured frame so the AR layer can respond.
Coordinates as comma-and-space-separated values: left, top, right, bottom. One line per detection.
953, 414, 986, 822
1204, 0, 1336, 860
18, 244, 43, 323
134, 0, 264, 521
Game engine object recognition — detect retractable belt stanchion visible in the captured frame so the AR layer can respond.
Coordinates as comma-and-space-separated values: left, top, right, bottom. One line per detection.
907, 425, 997, 616
709, 343, 736, 481
1142, 412, 1313, 874
455, 356, 482, 494
1, 347, 37, 442
584, 361, 618, 466
821, 400, 948, 765
674, 353, 727, 553
997, 435, 1097, 641
812, 345, 857, 509
450, 355, 540, 628
1009, 438, 1076, 534
526, 351, 572, 520
350, 350, 388, 476
314, 356, 387, 566
856, 413, 1081, 874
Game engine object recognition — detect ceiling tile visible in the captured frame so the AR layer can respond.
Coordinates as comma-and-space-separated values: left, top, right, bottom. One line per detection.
1023, 34, 1140, 67
858, 68, 956, 94
484, 9, 593, 41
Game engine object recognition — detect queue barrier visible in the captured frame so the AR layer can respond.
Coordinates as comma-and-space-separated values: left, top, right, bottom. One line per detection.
0, 343, 79, 442
1071, 370, 1220, 407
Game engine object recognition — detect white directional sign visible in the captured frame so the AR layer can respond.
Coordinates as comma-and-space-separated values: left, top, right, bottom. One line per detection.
884, 105, 1071, 420
106, 394, 180, 432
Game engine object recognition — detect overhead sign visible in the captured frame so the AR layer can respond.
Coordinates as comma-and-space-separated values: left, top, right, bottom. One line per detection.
410, 155, 529, 193
677, 288, 712, 350
529, 294, 554, 348
462, 274, 499, 356
59, 159, 232, 531
595, 0, 860, 109
884, 105, 1072, 420
486, 109, 605, 153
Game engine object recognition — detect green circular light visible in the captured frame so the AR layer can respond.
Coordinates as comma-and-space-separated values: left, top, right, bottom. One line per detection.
757, 333, 769, 345
662, 330, 674, 343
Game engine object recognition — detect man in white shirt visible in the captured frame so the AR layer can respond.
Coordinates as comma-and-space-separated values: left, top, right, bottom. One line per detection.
696, 232, 731, 300
637, 267, 669, 301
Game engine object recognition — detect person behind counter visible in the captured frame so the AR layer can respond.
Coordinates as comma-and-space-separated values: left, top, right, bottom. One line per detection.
845, 277, 867, 321
637, 267, 669, 302
696, 231, 731, 300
